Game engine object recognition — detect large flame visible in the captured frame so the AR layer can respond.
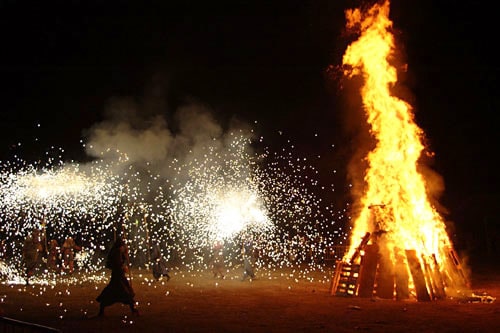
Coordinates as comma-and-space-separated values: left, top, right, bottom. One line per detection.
342, 0, 468, 297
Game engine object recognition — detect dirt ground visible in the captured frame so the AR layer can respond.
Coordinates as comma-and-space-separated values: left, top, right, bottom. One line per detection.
0, 264, 498, 333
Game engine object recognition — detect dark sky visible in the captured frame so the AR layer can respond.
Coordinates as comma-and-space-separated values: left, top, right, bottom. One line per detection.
0, 1, 498, 234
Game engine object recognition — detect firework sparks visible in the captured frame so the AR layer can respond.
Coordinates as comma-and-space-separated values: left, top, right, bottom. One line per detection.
167, 131, 347, 270
0, 153, 131, 281
0, 127, 348, 286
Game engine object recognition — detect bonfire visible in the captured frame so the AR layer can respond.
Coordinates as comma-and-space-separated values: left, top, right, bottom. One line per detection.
331, 0, 471, 301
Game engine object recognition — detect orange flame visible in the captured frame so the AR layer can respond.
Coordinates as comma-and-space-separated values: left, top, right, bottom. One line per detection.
342, 0, 468, 297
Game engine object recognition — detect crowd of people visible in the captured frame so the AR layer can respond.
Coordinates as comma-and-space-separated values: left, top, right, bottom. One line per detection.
9, 228, 263, 317
20, 230, 83, 284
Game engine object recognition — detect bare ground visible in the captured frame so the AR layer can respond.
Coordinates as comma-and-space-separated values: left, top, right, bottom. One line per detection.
0, 265, 499, 333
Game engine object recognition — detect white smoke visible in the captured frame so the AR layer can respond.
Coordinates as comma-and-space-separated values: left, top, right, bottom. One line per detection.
83, 88, 255, 180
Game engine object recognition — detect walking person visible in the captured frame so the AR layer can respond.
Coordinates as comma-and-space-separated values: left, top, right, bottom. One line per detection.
211, 240, 225, 279
22, 230, 43, 285
96, 237, 139, 316
46, 239, 60, 272
61, 236, 81, 274
241, 237, 256, 281
151, 244, 170, 281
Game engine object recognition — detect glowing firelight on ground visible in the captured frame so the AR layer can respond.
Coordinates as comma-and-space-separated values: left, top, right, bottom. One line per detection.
340, 0, 469, 298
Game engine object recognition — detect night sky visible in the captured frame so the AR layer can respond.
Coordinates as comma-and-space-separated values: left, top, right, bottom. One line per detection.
0, 1, 498, 249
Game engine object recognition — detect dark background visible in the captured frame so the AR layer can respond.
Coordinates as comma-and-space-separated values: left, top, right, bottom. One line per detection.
0, 0, 498, 261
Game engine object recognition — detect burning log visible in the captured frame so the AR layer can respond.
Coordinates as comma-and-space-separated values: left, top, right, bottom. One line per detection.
394, 249, 409, 300
348, 232, 371, 264
376, 250, 396, 299
330, 229, 469, 301
405, 249, 431, 301
444, 247, 470, 290
356, 243, 378, 298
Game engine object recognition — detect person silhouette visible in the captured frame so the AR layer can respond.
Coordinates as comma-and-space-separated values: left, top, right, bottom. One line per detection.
22, 230, 43, 285
241, 237, 256, 281
151, 244, 170, 281
96, 237, 139, 316
211, 240, 225, 279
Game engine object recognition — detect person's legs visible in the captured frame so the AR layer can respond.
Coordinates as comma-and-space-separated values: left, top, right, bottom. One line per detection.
98, 303, 105, 316
129, 301, 139, 315
243, 257, 255, 280
25, 263, 34, 285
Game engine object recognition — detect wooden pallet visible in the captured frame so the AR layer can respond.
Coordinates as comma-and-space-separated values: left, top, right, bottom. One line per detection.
331, 260, 360, 297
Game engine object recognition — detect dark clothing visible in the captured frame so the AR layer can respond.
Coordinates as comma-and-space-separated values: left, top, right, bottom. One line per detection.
46, 240, 60, 272
242, 240, 255, 280
22, 233, 43, 284
96, 268, 135, 306
96, 240, 136, 311
61, 237, 81, 274
211, 242, 225, 279
151, 246, 170, 281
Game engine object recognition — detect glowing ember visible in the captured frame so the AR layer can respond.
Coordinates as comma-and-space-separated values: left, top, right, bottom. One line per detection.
341, 0, 469, 299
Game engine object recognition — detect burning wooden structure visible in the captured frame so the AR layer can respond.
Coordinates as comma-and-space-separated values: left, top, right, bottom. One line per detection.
330, 1, 472, 302
330, 207, 470, 301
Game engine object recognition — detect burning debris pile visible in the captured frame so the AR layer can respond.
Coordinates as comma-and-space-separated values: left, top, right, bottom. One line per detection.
331, 1, 476, 301
331, 210, 469, 301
